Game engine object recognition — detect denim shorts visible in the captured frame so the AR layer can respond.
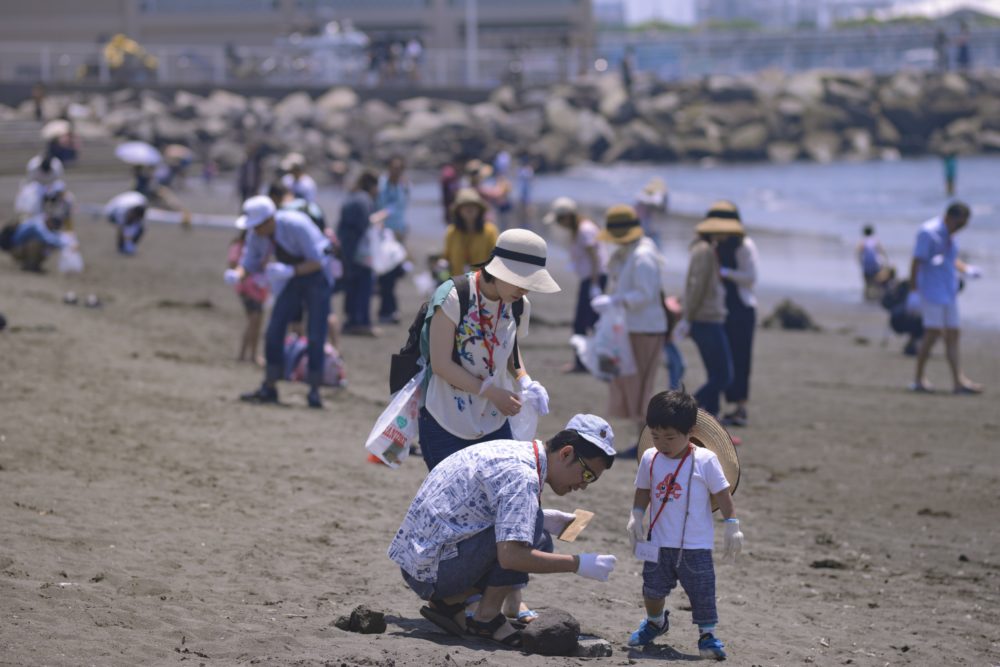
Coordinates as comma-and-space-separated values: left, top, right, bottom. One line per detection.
642, 548, 718, 626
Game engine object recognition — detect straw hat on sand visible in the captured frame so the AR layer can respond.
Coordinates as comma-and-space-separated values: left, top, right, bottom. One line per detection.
599, 203, 644, 244
695, 200, 745, 236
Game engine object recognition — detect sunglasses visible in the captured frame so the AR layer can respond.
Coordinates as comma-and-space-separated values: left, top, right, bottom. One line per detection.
576, 456, 598, 484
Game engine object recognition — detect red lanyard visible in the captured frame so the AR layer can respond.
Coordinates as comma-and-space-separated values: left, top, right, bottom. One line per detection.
532, 440, 543, 501
474, 271, 506, 376
647, 445, 692, 540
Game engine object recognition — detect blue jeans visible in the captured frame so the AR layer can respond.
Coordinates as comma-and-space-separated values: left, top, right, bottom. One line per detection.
642, 548, 717, 627
401, 508, 552, 600
264, 271, 331, 388
724, 305, 756, 404
343, 262, 374, 328
689, 322, 733, 417
664, 341, 686, 391
418, 407, 512, 471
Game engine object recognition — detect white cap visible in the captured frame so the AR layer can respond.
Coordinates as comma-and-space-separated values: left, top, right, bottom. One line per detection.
564, 414, 615, 457
236, 195, 277, 230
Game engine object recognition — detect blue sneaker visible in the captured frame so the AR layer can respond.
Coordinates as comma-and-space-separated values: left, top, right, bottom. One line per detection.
628, 617, 668, 647
698, 633, 727, 660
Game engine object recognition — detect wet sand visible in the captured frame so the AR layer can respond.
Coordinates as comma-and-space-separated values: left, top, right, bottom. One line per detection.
1, 177, 999, 666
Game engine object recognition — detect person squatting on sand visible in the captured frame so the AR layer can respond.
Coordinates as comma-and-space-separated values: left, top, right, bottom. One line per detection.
104, 191, 149, 255
388, 414, 618, 648
590, 204, 668, 451
226, 196, 336, 409
908, 201, 983, 395
626, 390, 743, 660
542, 196, 608, 373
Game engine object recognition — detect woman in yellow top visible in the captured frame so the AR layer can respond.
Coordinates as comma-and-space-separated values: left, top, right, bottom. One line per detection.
443, 188, 499, 277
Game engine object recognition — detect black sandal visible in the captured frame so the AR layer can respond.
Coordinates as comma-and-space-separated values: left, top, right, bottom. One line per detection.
466, 613, 523, 649
419, 599, 467, 637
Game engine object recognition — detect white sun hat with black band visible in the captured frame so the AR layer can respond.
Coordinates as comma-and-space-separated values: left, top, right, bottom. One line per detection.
483, 229, 561, 294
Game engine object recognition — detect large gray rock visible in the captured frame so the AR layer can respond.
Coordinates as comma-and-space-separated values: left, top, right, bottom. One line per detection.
802, 131, 841, 163
273, 92, 314, 125
704, 74, 757, 103
725, 122, 769, 158
315, 86, 358, 114
767, 141, 800, 163
522, 608, 580, 656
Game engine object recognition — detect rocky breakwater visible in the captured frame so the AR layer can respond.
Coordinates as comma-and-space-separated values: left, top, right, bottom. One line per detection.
4, 69, 1000, 173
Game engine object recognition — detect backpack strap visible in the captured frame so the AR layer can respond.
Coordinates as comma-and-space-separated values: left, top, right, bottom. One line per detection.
450, 273, 471, 365
511, 297, 524, 372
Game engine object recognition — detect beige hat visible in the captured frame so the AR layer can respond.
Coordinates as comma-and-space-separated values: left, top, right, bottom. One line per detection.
450, 187, 488, 217
280, 152, 306, 172
638, 409, 741, 512
643, 177, 668, 195
695, 200, 745, 236
484, 229, 561, 294
542, 196, 578, 225
599, 203, 644, 244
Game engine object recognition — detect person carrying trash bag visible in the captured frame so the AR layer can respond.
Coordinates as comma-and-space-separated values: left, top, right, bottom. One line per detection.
388, 414, 618, 649
225, 196, 336, 409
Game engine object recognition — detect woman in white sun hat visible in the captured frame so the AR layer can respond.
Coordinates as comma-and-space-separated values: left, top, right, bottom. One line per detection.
419, 228, 561, 470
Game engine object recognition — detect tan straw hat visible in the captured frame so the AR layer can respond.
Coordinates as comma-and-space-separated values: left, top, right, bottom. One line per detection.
280, 152, 306, 172
483, 229, 561, 294
599, 203, 644, 244
450, 187, 488, 217
695, 200, 745, 236
638, 409, 741, 511
542, 196, 578, 225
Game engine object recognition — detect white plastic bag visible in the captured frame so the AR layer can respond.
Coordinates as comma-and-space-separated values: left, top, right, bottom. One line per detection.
365, 368, 424, 468
57, 232, 84, 274
371, 228, 407, 276
571, 304, 637, 382
509, 401, 539, 441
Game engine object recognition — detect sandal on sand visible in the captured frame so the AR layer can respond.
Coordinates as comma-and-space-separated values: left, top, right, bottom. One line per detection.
954, 384, 983, 395
908, 382, 934, 393
466, 613, 523, 648
419, 599, 467, 637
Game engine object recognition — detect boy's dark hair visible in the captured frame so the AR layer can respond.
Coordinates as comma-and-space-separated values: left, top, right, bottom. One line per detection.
546, 430, 614, 470
267, 181, 289, 203
355, 170, 379, 194
946, 201, 970, 220
862, 224, 874, 236
646, 390, 699, 434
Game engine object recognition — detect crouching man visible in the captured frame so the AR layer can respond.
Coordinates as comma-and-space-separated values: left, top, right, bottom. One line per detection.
387, 414, 619, 649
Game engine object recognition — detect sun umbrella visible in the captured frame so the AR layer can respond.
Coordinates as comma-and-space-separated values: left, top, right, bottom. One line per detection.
115, 141, 161, 166
163, 144, 193, 165
40, 119, 71, 141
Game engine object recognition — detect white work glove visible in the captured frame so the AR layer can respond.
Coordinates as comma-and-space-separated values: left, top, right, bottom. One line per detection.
223, 268, 241, 286
964, 264, 983, 279
722, 518, 744, 560
542, 509, 577, 535
588, 284, 603, 300
517, 375, 550, 415
590, 294, 619, 313
673, 318, 690, 340
576, 553, 617, 582
265, 262, 295, 285
626, 508, 646, 549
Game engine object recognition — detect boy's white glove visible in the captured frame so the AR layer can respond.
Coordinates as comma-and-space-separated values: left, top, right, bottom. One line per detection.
719, 266, 733, 279
223, 268, 241, 286
723, 518, 744, 559
576, 553, 617, 582
265, 262, 295, 285
964, 264, 983, 279
905, 290, 921, 313
517, 375, 550, 415
626, 507, 646, 549
542, 509, 576, 535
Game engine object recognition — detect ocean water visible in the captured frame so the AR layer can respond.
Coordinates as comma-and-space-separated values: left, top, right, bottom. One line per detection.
433, 156, 1000, 328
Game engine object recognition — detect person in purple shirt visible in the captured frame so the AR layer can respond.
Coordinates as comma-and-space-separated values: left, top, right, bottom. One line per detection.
225, 196, 335, 408
908, 201, 983, 394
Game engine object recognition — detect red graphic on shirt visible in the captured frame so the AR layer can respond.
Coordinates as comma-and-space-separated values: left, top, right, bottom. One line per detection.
654, 474, 683, 503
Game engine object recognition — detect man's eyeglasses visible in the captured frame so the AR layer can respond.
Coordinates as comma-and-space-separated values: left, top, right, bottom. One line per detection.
576, 456, 598, 484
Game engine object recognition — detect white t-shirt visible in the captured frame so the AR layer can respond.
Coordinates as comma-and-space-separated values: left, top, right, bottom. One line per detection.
424, 280, 531, 440
569, 219, 609, 279
635, 446, 730, 549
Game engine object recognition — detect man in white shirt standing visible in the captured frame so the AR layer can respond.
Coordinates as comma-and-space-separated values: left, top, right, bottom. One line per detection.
388, 414, 619, 648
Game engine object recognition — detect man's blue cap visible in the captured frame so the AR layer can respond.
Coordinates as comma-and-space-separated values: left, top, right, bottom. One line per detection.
564, 414, 615, 456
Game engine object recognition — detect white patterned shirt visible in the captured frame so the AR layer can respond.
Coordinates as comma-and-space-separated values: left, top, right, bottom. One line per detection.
388, 439, 547, 583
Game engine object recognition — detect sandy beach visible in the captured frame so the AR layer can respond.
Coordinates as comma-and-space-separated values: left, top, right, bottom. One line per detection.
1, 176, 999, 667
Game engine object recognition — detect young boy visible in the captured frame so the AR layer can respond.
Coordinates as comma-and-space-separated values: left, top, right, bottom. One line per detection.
625, 390, 743, 659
